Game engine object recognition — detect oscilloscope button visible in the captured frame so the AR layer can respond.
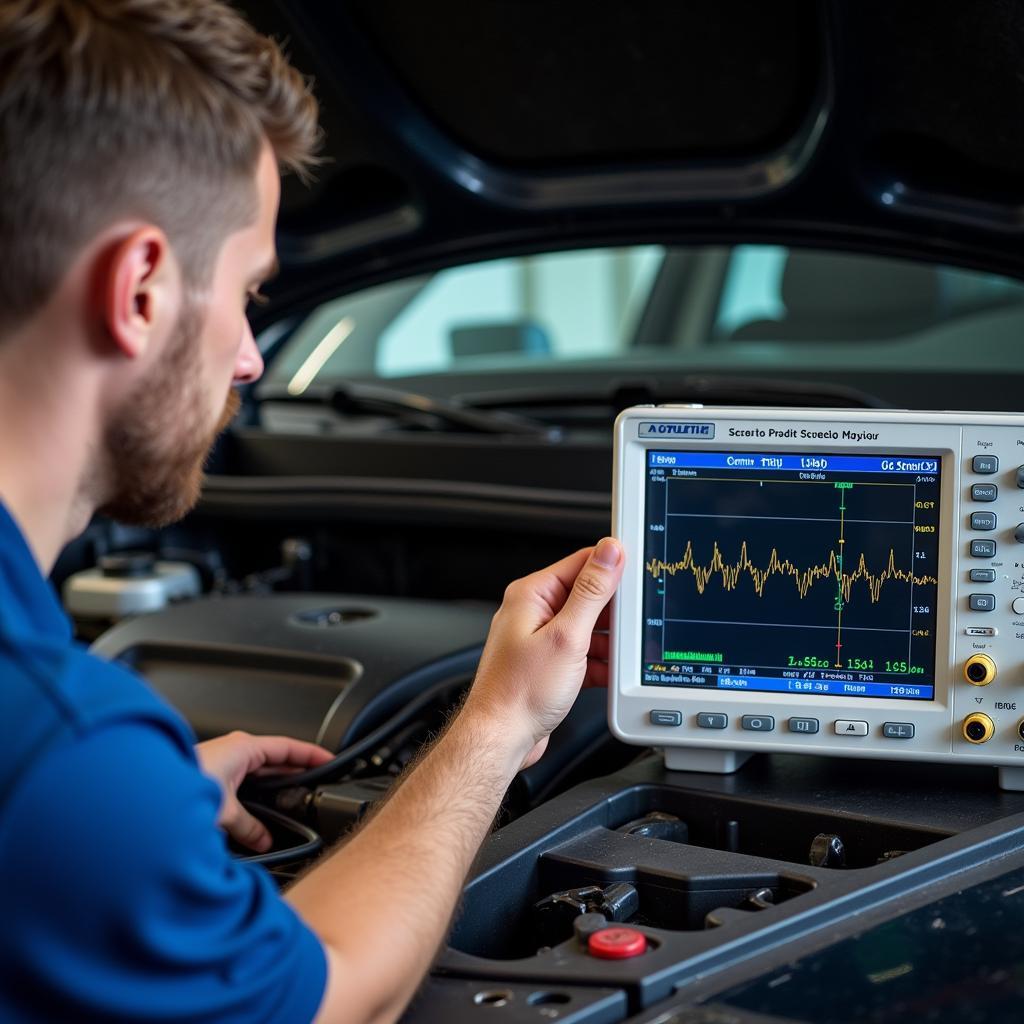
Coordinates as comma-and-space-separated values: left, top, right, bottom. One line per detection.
970, 569, 997, 582
649, 710, 683, 727
970, 539, 997, 558
834, 720, 869, 737
969, 594, 996, 612
973, 455, 999, 474
970, 512, 997, 530
971, 483, 998, 502
696, 713, 728, 729
1012, 597, 1024, 615
788, 717, 820, 734
882, 722, 915, 739
741, 715, 775, 732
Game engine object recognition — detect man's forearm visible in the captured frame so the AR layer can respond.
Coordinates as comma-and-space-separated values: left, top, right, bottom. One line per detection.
287, 710, 530, 1024
286, 538, 624, 1024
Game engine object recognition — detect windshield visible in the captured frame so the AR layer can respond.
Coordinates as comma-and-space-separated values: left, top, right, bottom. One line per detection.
260, 245, 1024, 396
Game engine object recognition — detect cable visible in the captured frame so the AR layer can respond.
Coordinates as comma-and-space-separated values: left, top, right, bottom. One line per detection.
250, 674, 472, 793
236, 802, 323, 867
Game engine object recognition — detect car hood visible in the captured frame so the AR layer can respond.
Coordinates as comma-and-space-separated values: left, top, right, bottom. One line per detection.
239, 0, 1024, 318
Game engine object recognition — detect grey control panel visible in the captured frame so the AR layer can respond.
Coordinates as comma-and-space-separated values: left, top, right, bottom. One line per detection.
610, 406, 1024, 789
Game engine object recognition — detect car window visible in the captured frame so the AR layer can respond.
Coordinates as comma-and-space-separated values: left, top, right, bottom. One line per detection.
264, 247, 663, 393
260, 245, 1024, 396
711, 247, 1024, 342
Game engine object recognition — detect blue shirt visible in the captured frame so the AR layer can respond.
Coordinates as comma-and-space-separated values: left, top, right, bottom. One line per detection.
0, 504, 327, 1022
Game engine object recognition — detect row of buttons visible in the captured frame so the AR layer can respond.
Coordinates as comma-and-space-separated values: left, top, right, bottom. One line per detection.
970, 460, 1011, 618
971, 459, 1023, 587
972, 463, 1015, 612
971, 460, 1022, 579
649, 711, 914, 739
971, 460, 1013, 613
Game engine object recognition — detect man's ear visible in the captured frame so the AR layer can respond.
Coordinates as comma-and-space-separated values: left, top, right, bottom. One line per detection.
101, 227, 177, 360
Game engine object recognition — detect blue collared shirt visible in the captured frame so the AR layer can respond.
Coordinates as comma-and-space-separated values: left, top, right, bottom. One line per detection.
0, 503, 327, 1022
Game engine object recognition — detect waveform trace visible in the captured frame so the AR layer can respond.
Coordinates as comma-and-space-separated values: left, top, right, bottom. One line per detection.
647, 540, 936, 604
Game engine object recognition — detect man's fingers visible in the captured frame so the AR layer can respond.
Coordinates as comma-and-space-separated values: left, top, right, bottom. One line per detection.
249, 736, 335, 771
500, 542, 623, 636
550, 538, 623, 641
222, 800, 272, 853
523, 546, 593, 597
501, 547, 593, 630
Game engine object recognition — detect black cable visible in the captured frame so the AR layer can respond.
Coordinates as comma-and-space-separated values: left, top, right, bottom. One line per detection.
236, 802, 323, 867
250, 675, 472, 793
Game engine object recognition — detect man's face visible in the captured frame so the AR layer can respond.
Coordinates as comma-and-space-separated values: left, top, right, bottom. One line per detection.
99, 145, 280, 527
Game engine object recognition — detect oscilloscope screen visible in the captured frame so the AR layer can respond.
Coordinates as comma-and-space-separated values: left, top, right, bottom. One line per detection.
641, 450, 941, 700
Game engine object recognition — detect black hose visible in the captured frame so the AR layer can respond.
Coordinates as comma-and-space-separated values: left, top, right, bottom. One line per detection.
236, 802, 323, 867
249, 675, 471, 793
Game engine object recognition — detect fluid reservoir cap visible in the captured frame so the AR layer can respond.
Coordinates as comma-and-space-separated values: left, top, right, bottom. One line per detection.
588, 927, 647, 959
64, 560, 200, 620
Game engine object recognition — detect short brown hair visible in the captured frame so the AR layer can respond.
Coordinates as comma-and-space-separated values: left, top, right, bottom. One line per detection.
0, 0, 320, 332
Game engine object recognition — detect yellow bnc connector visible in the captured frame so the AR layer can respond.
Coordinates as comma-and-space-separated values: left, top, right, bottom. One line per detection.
962, 713, 995, 744
963, 654, 997, 687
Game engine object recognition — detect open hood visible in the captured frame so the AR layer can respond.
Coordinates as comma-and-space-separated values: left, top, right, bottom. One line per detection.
237, 0, 1024, 317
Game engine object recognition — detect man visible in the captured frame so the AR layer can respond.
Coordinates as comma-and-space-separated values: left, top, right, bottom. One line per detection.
0, 2, 624, 1022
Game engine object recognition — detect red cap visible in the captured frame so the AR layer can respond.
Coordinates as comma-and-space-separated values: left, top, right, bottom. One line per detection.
587, 927, 648, 959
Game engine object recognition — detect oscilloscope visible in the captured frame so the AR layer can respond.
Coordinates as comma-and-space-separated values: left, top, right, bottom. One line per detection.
609, 405, 1024, 790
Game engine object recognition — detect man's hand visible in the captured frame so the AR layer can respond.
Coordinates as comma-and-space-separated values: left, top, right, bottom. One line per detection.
196, 731, 333, 852
461, 537, 624, 770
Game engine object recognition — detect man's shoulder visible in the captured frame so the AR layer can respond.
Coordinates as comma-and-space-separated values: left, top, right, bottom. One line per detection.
0, 632, 193, 799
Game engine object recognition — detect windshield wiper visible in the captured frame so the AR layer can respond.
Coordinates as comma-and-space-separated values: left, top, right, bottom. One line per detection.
260, 381, 561, 439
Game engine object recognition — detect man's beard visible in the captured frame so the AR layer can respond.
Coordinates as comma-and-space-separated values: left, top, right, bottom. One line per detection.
97, 300, 241, 528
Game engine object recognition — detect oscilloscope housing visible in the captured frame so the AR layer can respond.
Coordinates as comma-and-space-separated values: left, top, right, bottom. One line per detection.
610, 405, 1024, 790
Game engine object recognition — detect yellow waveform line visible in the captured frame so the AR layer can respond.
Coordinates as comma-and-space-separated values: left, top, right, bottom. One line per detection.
647, 541, 936, 604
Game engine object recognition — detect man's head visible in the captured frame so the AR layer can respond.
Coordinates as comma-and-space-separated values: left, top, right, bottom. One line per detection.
99, 141, 283, 526
0, 0, 319, 526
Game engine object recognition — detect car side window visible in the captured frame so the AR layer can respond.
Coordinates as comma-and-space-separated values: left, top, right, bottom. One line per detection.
376, 247, 665, 376
261, 247, 664, 394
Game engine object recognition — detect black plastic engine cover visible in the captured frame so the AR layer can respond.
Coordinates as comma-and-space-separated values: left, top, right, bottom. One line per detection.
90, 594, 492, 749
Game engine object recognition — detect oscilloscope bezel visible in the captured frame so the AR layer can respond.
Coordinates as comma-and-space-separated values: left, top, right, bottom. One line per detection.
607, 405, 1020, 775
